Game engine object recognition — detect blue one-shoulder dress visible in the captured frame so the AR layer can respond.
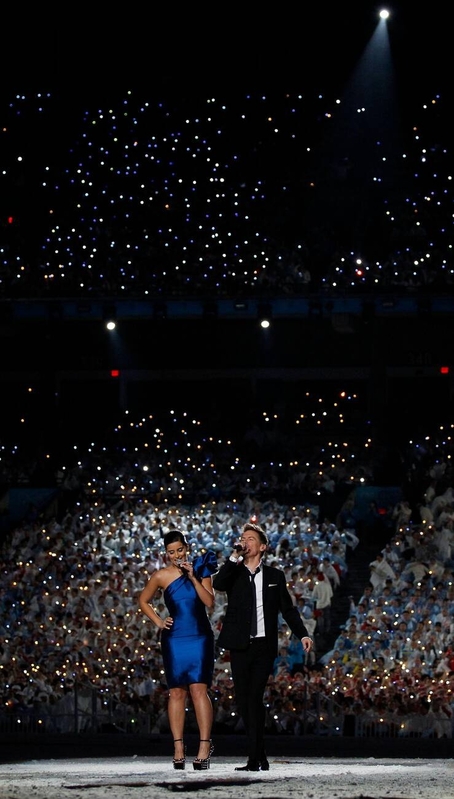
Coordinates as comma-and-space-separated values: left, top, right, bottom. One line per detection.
160, 551, 218, 688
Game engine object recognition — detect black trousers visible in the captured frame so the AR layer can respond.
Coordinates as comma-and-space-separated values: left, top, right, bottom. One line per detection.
230, 638, 275, 762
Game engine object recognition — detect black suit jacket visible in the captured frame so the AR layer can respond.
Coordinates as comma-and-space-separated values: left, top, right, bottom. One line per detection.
213, 559, 311, 657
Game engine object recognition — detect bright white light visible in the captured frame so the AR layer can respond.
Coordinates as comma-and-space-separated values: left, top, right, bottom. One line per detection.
106, 320, 116, 331
379, 8, 390, 19
260, 319, 271, 329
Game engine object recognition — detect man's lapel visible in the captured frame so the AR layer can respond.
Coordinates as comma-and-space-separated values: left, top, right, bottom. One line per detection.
261, 563, 269, 601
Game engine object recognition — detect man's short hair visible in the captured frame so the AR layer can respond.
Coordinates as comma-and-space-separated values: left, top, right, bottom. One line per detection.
242, 522, 269, 547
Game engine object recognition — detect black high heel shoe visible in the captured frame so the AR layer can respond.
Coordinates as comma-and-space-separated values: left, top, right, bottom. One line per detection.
173, 738, 186, 770
193, 739, 214, 770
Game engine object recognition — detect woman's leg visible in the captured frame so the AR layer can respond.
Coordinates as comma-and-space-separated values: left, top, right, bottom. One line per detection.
189, 683, 213, 759
168, 687, 188, 759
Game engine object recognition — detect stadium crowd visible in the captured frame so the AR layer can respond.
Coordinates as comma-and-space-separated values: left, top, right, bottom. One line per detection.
1, 34, 454, 743
1, 406, 454, 740
0, 85, 453, 300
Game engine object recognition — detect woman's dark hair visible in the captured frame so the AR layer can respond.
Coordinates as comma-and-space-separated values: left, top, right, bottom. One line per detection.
163, 530, 188, 549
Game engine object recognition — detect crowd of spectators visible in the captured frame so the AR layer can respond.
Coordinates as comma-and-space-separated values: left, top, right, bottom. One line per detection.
1, 48, 454, 742
1, 404, 454, 740
1, 85, 454, 300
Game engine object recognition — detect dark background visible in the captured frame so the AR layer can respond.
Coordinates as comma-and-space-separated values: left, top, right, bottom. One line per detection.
1, 1, 453, 455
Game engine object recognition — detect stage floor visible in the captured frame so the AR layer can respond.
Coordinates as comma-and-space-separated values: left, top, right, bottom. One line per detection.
1, 755, 454, 799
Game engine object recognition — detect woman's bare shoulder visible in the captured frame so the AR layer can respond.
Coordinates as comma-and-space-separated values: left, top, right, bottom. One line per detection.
153, 565, 180, 590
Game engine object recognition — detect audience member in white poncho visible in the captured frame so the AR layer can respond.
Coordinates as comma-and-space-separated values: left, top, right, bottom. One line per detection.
392, 499, 413, 528
417, 501, 435, 527
431, 490, 452, 519
320, 556, 340, 589
368, 552, 397, 592
381, 541, 402, 567
311, 571, 333, 634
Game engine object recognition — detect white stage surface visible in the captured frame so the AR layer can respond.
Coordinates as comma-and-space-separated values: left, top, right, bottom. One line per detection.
1, 755, 453, 799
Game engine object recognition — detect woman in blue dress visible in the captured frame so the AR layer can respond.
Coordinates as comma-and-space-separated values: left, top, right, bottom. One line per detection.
139, 530, 218, 770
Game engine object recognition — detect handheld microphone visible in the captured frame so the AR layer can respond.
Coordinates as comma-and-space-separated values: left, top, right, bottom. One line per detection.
233, 543, 244, 554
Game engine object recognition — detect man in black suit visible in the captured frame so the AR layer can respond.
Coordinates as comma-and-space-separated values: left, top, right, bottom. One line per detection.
212, 522, 313, 771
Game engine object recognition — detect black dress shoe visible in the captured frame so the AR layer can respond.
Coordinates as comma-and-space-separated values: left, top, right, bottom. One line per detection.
260, 758, 270, 771
235, 761, 260, 771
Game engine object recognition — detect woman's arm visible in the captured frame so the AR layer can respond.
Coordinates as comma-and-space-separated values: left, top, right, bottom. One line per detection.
197, 575, 215, 608
138, 573, 167, 629
182, 561, 214, 608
